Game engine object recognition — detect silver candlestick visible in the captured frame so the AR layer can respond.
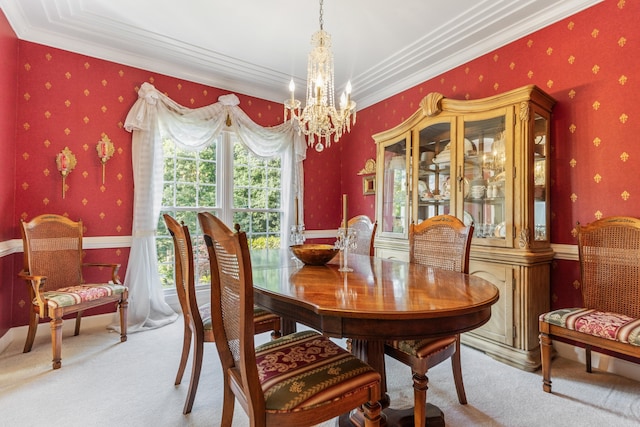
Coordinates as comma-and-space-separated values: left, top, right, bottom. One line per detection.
290, 224, 306, 245
335, 227, 357, 272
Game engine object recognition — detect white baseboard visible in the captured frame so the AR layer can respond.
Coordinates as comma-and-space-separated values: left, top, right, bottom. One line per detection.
553, 341, 640, 382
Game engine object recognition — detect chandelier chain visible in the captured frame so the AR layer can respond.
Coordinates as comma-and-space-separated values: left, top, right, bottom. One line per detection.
319, 0, 324, 30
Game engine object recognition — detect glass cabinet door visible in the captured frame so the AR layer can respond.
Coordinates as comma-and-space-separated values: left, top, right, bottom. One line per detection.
533, 112, 549, 242
413, 121, 453, 224
461, 113, 511, 244
379, 133, 410, 237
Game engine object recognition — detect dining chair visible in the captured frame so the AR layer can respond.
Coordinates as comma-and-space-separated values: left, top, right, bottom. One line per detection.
163, 214, 282, 414
348, 215, 377, 256
384, 214, 474, 427
539, 216, 640, 393
197, 211, 382, 427
18, 213, 128, 369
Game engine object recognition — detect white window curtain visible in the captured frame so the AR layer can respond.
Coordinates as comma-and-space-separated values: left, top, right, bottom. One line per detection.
120, 82, 306, 332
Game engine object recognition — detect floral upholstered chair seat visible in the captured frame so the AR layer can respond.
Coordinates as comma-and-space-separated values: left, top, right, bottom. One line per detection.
42, 283, 127, 309
541, 308, 640, 347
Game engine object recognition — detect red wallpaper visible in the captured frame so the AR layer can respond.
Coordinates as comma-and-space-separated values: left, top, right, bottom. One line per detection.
2, 0, 639, 333
9, 42, 288, 327
338, 0, 639, 309
14, 43, 285, 235
0, 8, 18, 336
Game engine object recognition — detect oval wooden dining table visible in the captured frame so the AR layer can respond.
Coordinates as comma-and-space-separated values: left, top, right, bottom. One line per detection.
251, 250, 499, 427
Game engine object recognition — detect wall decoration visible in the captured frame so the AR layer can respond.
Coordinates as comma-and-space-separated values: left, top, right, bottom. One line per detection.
55, 147, 76, 199
362, 176, 376, 195
358, 158, 376, 195
357, 158, 376, 175
96, 133, 114, 184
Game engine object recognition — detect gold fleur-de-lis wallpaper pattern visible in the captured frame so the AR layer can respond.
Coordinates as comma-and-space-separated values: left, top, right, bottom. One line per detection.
334, 0, 638, 309
3, 0, 638, 324
10, 34, 284, 325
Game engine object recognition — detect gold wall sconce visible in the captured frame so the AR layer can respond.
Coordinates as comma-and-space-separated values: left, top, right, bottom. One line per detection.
96, 134, 114, 184
56, 147, 77, 199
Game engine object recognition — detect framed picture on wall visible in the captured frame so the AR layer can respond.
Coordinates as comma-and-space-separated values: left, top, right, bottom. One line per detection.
363, 176, 375, 195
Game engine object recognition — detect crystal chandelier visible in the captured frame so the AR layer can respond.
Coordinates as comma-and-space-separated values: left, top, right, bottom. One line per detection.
284, 0, 356, 152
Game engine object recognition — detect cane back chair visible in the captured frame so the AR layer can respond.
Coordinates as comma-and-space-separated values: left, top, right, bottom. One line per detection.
384, 214, 474, 427
539, 216, 640, 393
18, 213, 128, 369
198, 211, 381, 427
163, 214, 281, 414
348, 215, 378, 256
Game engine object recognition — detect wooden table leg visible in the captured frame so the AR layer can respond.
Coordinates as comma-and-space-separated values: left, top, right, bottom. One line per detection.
280, 318, 296, 336
340, 338, 445, 427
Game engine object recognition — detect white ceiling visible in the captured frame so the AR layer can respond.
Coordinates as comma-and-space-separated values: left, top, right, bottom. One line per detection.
1, 0, 601, 109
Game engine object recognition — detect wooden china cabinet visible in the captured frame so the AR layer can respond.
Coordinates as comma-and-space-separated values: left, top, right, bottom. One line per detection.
373, 85, 556, 371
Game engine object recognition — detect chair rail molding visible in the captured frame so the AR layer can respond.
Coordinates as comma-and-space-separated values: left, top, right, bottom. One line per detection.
1, 235, 576, 259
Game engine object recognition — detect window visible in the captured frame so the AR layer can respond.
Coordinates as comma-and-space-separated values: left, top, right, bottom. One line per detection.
156, 132, 284, 289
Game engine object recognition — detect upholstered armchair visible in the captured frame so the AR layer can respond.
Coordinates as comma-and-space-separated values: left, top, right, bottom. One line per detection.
19, 214, 128, 369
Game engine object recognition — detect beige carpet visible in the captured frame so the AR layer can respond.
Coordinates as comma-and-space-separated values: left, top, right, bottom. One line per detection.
1, 316, 640, 427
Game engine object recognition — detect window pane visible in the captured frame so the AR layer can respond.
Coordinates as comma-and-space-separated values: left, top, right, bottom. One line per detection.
250, 188, 266, 209
159, 133, 284, 290
233, 165, 249, 186
199, 185, 216, 207
268, 211, 281, 233
176, 159, 197, 181
163, 158, 175, 181
175, 183, 197, 206
251, 168, 266, 186
199, 160, 216, 183
199, 145, 216, 161
162, 183, 174, 206
233, 211, 251, 234
268, 190, 281, 209
234, 187, 249, 208
267, 168, 280, 187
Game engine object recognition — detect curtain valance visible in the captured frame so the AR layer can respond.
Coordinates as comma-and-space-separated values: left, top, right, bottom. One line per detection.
119, 82, 306, 332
